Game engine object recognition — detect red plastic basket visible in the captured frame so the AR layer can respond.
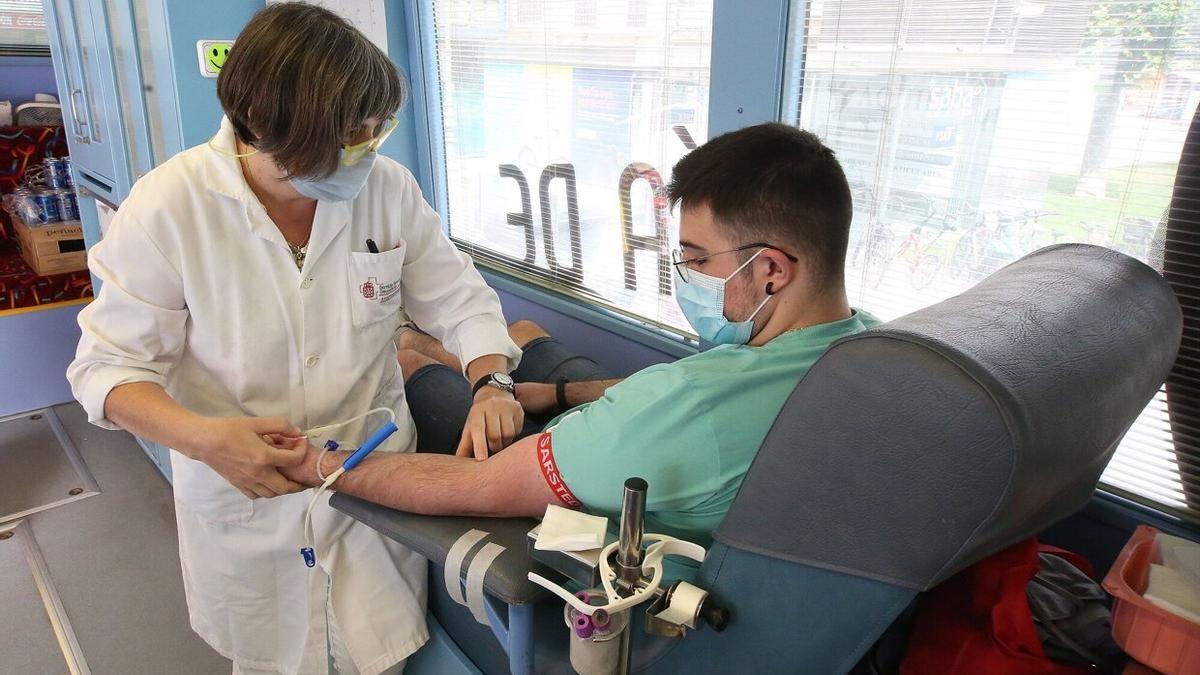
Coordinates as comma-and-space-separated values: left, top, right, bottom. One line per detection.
1101, 525, 1200, 675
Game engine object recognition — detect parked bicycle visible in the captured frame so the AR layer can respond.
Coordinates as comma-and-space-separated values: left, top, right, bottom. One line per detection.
948, 205, 1049, 281
864, 193, 955, 290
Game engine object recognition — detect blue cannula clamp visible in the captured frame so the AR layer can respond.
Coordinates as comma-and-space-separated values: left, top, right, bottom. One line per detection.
341, 420, 399, 471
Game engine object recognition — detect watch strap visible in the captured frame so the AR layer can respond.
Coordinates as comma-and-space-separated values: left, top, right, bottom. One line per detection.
472, 373, 492, 395
556, 377, 570, 412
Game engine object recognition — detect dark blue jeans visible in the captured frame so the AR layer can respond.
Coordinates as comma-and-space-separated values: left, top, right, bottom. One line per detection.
406, 336, 610, 454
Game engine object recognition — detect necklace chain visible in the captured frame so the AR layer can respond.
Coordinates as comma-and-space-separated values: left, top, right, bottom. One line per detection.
287, 241, 308, 270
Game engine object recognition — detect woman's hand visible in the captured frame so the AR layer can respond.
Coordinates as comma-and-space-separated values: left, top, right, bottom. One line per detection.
514, 382, 558, 415
277, 440, 327, 487
456, 387, 524, 461
189, 416, 309, 499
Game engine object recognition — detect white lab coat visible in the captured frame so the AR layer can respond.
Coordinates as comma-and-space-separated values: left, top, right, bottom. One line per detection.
67, 118, 521, 674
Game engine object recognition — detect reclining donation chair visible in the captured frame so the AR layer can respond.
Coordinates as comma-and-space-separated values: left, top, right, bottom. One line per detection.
333, 244, 1182, 674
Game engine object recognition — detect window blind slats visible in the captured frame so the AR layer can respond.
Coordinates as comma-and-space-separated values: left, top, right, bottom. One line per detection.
0, 0, 47, 48
788, 0, 1200, 524
431, 1, 713, 336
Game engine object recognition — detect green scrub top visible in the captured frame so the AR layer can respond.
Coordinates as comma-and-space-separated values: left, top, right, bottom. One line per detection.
546, 310, 879, 577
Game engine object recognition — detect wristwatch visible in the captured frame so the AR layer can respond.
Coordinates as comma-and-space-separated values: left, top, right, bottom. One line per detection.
472, 371, 515, 396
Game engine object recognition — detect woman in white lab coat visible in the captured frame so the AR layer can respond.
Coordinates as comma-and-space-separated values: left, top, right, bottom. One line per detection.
66, 5, 522, 674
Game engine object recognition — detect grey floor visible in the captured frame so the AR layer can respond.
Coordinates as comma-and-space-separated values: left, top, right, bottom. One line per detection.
1, 402, 229, 675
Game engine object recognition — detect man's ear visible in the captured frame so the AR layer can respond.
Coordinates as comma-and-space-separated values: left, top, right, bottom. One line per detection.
760, 249, 795, 295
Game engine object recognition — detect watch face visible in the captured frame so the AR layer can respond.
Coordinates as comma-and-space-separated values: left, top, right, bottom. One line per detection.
493, 372, 514, 387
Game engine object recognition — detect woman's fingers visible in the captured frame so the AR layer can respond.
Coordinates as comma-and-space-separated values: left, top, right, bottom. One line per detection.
471, 422, 489, 461
455, 429, 473, 457
486, 411, 503, 453
248, 482, 274, 499
266, 442, 307, 467
254, 465, 304, 495
248, 416, 302, 437
500, 414, 516, 448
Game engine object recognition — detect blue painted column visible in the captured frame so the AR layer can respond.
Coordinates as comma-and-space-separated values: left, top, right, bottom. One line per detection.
707, 0, 791, 137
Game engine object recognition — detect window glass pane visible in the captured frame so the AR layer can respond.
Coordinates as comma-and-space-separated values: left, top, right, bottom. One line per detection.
0, 0, 47, 48
431, 0, 713, 336
786, 0, 1200, 522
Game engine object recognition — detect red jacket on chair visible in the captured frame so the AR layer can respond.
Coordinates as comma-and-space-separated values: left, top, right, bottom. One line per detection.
901, 538, 1095, 675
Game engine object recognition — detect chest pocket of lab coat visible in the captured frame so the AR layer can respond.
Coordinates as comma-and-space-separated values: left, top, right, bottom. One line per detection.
347, 244, 406, 329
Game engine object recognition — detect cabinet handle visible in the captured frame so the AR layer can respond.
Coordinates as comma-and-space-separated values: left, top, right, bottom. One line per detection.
82, 88, 101, 144
68, 89, 91, 144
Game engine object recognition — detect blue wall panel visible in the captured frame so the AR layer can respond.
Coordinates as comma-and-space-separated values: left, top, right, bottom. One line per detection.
381, 0, 420, 172
0, 304, 84, 416
707, 0, 790, 137
158, 0, 263, 149
0, 56, 59, 104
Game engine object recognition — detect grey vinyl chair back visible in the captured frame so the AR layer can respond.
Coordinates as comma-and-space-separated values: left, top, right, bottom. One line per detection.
717, 243, 1182, 591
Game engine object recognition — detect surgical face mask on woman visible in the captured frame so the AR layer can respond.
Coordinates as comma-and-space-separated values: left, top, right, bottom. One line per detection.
289, 116, 397, 201
210, 117, 397, 202
674, 249, 774, 345
289, 149, 377, 202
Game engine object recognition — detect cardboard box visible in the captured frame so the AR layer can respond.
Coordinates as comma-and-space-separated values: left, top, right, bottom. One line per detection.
13, 218, 87, 276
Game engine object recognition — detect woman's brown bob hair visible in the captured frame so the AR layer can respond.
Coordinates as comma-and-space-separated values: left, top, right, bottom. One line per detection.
217, 2, 406, 179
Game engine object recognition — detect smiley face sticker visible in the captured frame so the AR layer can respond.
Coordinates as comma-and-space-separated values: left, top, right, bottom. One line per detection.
196, 40, 235, 78
209, 43, 232, 71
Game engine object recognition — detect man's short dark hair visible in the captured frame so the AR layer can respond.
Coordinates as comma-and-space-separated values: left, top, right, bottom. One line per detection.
218, 2, 406, 179
668, 123, 852, 290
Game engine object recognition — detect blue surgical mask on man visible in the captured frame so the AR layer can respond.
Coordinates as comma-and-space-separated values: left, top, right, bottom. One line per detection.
289, 149, 377, 202
675, 249, 774, 345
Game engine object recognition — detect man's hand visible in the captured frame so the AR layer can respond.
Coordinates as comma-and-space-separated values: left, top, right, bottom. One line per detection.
189, 416, 308, 499
515, 382, 558, 415
456, 387, 524, 461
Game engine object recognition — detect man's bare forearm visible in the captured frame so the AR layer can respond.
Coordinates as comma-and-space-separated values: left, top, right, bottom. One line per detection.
564, 379, 623, 407
292, 431, 559, 519
310, 450, 519, 517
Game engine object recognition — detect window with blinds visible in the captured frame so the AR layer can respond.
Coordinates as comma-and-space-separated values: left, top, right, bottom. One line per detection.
786, 0, 1200, 523
429, 0, 712, 336
0, 0, 47, 51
